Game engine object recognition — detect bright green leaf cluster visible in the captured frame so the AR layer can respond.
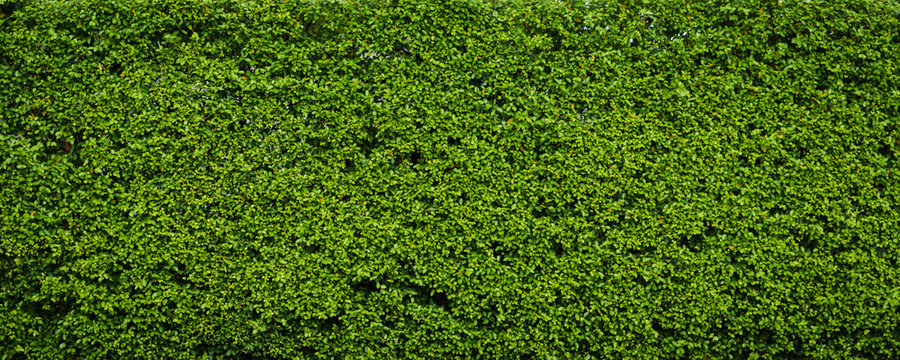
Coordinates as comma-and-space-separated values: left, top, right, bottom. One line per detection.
2, 0, 899, 358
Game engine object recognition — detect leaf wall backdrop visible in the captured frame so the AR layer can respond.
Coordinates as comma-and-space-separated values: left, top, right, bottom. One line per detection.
1, 0, 899, 358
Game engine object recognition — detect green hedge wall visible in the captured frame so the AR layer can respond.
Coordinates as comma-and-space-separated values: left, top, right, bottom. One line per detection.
2, 0, 899, 358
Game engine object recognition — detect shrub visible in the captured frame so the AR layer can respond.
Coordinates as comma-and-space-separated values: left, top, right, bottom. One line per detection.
1, 0, 899, 358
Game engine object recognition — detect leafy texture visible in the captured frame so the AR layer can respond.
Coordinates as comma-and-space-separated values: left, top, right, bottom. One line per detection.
1, 0, 899, 358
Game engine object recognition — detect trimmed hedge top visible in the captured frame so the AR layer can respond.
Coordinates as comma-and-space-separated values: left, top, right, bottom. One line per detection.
2, 0, 899, 358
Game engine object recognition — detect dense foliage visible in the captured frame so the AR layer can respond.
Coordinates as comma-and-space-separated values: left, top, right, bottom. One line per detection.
2, 0, 899, 358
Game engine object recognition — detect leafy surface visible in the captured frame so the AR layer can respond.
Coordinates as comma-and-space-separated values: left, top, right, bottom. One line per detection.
1, 0, 899, 358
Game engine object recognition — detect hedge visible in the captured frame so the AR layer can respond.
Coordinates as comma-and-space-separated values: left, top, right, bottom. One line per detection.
1, 0, 899, 358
